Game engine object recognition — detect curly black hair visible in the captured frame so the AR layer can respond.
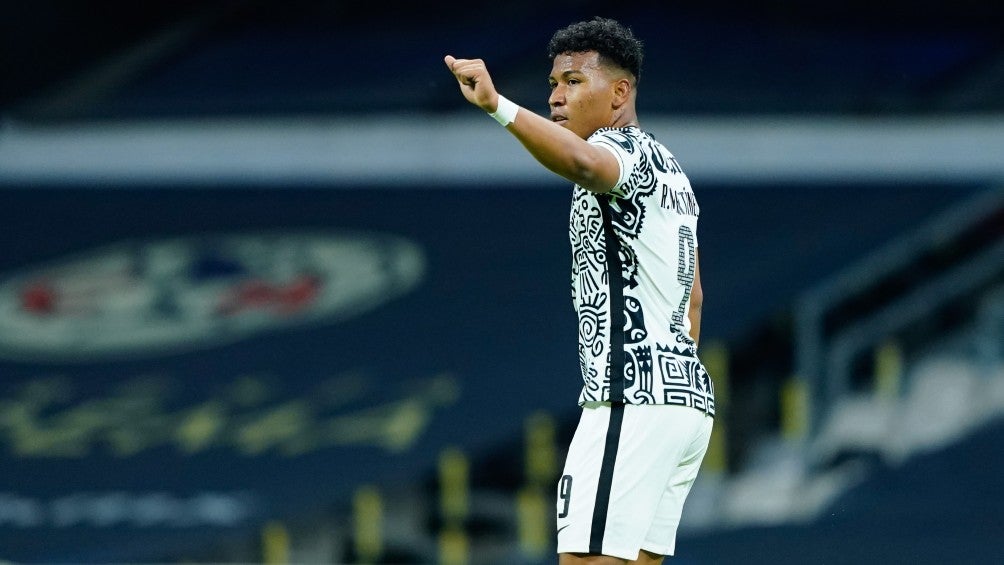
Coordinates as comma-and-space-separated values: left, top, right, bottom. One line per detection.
548, 17, 643, 83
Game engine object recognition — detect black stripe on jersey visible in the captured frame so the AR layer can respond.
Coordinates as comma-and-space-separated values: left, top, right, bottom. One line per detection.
589, 401, 625, 554
598, 195, 625, 402
589, 195, 628, 555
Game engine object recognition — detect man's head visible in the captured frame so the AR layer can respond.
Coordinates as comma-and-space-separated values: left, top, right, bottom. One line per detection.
547, 17, 643, 138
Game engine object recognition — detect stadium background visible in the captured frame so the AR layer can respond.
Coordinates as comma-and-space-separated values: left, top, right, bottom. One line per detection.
1, 1, 1002, 563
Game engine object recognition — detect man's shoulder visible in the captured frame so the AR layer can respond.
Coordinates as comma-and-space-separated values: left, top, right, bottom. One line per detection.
588, 126, 648, 153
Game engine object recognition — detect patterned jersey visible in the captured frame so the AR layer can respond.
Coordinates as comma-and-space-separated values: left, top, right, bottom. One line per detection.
569, 126, 714, 415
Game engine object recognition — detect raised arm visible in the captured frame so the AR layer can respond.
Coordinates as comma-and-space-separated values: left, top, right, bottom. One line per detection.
444, 55, 620, 193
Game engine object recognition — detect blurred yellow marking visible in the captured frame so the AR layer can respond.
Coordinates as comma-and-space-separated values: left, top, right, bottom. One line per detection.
781, 377, 808, 441
516, 487, 549, 558
262, 521, 289, 565
353, 485, 383, 564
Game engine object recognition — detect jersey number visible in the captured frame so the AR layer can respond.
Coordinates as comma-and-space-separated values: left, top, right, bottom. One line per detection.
558, 475, 573, 518
671, 225, 696, 330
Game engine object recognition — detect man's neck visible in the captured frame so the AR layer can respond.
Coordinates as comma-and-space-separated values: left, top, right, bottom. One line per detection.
610, 108, 639, 129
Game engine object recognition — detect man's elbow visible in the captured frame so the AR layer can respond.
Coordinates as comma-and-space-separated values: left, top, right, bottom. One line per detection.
689, 284, 703, 312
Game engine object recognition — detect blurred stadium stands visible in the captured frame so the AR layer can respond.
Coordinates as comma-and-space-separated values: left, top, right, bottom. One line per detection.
3, 0, 1004, 118
1, 1, 1003, 563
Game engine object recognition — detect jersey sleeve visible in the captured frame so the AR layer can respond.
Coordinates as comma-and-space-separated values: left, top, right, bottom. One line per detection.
587, 129, 644, 197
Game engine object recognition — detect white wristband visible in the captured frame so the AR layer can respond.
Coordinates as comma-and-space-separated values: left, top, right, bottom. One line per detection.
489, 95, 519, 126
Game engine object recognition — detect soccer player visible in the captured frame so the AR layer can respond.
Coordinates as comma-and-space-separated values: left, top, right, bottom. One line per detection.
445, 17, 714, 565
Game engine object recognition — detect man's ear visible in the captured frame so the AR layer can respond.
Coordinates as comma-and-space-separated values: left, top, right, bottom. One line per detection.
612, 77, 632, 108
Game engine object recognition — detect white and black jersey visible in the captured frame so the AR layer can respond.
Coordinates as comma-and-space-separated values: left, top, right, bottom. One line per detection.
569, 126, 714, 415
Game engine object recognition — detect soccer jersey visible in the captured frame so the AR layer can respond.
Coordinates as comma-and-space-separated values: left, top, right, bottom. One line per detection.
569, 126, 714, 415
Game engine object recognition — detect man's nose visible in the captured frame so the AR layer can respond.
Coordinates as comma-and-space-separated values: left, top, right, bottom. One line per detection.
549, 86, 564, 106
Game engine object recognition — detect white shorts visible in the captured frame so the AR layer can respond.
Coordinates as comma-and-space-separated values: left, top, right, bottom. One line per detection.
556, 402, 713, 561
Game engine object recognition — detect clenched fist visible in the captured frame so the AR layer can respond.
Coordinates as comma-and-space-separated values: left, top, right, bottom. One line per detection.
444, 55, 500, 113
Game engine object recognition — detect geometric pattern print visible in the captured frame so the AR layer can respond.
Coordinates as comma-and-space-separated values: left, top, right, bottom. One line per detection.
571, 195, 607, 406
569, 195, 605, 304
655, 343, 715, 415
570, 127, 714, 416
576, 292, 607, 384
582, 338, 715, 416
570, 183, 608, 403
601, 128, 656, 291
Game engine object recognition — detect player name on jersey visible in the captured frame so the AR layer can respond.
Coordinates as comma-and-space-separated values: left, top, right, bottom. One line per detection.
660, 184, 699, 216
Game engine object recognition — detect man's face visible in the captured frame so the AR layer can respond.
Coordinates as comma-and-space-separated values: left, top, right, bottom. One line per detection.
548, 51, 618, 139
